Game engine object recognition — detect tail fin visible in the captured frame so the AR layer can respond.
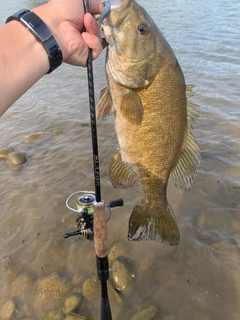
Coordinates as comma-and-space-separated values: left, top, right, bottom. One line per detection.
128, 203, 180, 246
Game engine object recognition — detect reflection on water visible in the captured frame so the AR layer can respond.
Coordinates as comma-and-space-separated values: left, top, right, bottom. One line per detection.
1, 0, 240, 319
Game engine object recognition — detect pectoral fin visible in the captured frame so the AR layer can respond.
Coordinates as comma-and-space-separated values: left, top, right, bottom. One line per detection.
96, 87, 113, 120
109, 152, 136, 188
120, 90, 143, 125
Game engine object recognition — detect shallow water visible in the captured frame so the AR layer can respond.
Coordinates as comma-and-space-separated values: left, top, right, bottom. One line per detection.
1, 0, 240, 319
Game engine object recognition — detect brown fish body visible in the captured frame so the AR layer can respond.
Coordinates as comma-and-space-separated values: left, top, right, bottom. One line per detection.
97, 0, 200, 245
111, 62, 186, 199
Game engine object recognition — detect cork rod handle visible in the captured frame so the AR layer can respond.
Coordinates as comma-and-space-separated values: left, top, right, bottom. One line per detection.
93, 201, 108, 258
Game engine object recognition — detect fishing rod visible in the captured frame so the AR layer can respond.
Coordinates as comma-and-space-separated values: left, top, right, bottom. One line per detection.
83, 1, 111, 318
63, 1, 123, 319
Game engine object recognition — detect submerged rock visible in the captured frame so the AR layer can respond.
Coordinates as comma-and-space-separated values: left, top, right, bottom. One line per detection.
27, 131, 62, 142
62, 294, 82, 315
6, 152, 27, 165
0, 299, 16, 319
194, 207, 240, 235
111, 257, 134, 294
108, 241, 128, 265
0, 148, 13, 159
209, 241, 226, 252
129, 302, 158, 320
162, 316, 174, 320
108, 282, 123, 306
82, 277, 99, 302
27, 132, 51, 142
36, 273, 69, 301
2, 254, 16, 271
64, 314, 88, 320
53, 130, 62, 137
227, 181, 240, 192
11, 273, 32, 296
44, 309, 62, 320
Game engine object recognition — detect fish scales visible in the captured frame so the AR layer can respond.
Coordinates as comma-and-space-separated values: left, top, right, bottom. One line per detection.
97, 0, 200, 245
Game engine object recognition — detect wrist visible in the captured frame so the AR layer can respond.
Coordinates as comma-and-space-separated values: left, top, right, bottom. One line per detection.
6, 8, 63, 74
32, 4, 67, 61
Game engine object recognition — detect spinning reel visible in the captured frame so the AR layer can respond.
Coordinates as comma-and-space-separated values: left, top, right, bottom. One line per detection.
63, 191, 123, 240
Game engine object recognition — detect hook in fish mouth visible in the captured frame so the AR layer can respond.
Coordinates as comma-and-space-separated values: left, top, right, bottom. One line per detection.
99, 0, 111, 38
99, 0, 133, 38
111, 0, 132, 10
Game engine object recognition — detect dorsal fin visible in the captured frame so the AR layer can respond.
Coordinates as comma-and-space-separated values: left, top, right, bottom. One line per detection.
170, 86, 200, 190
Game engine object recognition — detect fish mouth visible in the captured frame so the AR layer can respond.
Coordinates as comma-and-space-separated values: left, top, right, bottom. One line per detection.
101, 0, 133, 44
101, 0, 132, 28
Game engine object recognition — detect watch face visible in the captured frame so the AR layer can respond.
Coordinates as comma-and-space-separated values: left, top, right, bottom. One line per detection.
21, 12, 52, 42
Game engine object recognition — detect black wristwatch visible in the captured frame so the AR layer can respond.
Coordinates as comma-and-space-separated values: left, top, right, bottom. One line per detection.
6, 9, 63, 74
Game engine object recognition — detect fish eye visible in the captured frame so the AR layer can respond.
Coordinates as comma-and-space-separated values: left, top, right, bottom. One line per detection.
138, 23, 149, 35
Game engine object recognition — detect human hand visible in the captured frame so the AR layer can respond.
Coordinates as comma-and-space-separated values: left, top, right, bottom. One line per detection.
33, 0, 104, 66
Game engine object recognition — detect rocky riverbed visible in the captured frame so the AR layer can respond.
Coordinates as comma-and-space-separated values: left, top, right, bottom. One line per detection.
0, 241, 158, 320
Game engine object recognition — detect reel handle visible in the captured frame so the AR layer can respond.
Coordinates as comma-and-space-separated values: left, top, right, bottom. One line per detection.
108, 198, 124, 208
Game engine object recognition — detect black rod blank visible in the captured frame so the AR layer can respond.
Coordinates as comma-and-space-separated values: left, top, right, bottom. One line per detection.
83, 1, 112, 320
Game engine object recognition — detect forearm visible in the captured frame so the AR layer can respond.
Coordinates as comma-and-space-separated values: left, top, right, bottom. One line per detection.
0, 0, 103, 117
0, 21, 50, 116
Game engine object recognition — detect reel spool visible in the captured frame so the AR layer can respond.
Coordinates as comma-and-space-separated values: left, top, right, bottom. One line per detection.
76, 194, 95, 240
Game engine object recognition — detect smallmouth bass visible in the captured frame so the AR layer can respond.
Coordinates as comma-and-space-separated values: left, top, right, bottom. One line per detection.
97, 0, 200, 245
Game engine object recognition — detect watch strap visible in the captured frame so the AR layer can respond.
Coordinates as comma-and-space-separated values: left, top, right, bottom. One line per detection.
6, 9, 63, 74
